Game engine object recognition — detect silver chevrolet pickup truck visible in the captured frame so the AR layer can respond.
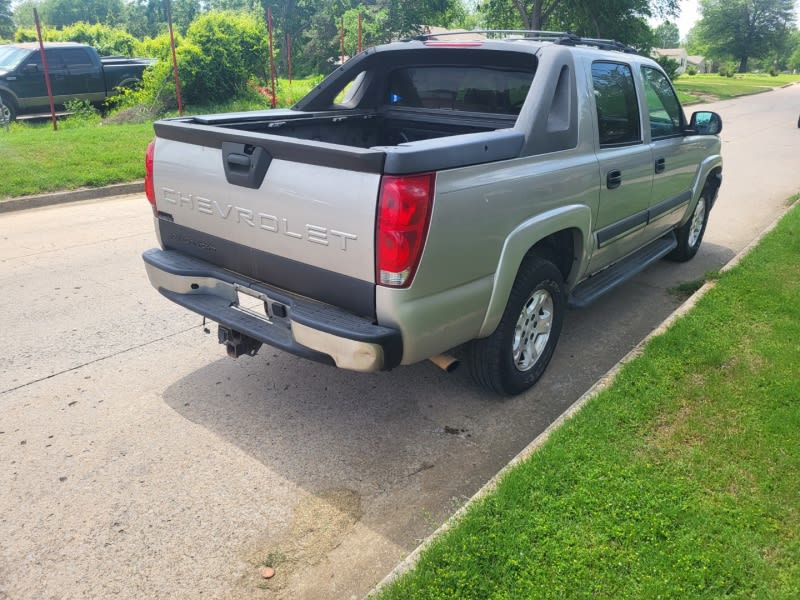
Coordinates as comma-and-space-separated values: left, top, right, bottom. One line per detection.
143, 31, 722, 395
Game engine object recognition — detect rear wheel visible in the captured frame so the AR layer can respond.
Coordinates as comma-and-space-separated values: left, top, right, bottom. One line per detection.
667, 190, 710, 262
467, 256, 565, 396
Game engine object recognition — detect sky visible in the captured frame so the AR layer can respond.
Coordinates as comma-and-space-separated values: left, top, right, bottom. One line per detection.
676, 0, 700, 40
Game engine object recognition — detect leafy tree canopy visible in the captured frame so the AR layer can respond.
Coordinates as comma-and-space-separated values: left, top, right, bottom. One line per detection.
478, 0, 679, 50
696, 0, 796, 72
0, 0, 14, 40
653, 20, 679, 47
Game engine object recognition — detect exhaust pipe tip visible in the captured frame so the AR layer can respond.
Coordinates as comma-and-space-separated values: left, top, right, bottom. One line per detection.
429, 353, 460, 373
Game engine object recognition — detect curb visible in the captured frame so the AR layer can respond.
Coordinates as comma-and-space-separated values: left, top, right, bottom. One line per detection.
0, 181, 144, 214
368, 201, 797, 598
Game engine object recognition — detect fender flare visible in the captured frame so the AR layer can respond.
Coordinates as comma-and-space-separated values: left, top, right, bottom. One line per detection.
682, 154, 723, 222
478, 204, 593, 338
0, 85, 19, 108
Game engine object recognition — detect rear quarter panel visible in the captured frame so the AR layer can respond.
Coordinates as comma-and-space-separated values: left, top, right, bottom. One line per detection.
376, 148, 599, 365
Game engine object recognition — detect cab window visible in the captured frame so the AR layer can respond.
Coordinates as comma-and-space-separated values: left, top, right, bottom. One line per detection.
641, 66, 684, 138
591, 62, 641, 147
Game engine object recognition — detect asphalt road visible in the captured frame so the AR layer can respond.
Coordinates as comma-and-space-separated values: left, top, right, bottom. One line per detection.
1, 84, 799, 600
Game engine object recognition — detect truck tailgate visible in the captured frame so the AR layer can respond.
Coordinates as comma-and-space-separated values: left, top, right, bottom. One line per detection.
151, 129, 385, 317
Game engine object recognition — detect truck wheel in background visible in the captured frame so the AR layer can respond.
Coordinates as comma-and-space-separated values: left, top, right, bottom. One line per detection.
0, 94, 15, 123
667, 189, 711, 262
467, 256, 566, 396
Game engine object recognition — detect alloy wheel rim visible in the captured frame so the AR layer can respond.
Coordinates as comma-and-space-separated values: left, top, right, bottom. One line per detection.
688, 197, 706, 248
513, 288, 553, 372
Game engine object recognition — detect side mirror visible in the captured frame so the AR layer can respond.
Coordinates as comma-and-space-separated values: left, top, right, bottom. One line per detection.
688, 111, 722, 135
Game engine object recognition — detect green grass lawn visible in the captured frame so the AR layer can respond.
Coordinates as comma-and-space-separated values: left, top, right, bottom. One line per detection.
0, 120, 155, 199
675, 73, 800, 102
378, 199, 800, 599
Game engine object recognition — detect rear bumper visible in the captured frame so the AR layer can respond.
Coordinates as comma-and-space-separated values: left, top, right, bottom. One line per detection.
142, 248, 402, 371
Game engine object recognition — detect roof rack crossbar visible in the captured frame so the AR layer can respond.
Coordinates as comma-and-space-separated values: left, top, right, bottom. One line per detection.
405, 29, 640, 55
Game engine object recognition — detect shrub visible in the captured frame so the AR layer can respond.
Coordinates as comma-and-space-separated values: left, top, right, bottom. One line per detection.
654, 55, 680, 80
15, 23, 137, 56
122, 11, 270, 109
686, 65, 697, 76
62, 98, 101, 128
184, 11, 269, 103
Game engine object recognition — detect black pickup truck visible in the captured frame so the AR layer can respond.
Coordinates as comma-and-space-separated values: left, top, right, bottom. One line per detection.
0, 42, 154, 121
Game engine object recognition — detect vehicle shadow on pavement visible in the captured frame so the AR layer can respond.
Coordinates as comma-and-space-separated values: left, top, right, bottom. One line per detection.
157, 240, 737, 589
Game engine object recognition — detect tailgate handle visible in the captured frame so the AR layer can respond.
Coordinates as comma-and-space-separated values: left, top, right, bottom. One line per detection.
227, 153, 251, 168
222, 142, 272, 189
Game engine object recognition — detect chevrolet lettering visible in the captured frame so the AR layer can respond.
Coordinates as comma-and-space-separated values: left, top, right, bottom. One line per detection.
161, 188, 358, 249
143, 30, 722, 395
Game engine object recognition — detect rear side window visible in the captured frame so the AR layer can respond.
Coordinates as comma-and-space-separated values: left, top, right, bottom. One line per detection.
592, 62, 641, 147
386, 66, 534, 115
60, 48, 94, 70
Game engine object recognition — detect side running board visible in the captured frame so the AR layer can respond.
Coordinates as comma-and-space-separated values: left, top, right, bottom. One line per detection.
568, 232, 677, 308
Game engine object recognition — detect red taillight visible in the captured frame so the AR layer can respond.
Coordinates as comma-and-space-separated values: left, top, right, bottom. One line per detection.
144, 139, 156, 213
376, 173, 435, 288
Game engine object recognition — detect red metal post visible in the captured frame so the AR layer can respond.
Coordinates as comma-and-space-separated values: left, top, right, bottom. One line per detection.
267, 8, 277, 108
33, 8, 57, 131
358, 13, 362, 54
287, 35, 292, 84
164, 0, 184, 115
340, 18, 345, 66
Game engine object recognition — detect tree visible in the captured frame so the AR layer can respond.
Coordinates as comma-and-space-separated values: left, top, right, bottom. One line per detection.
0, 0, 14, 40
480, 0, 678, 33
696, 0, 796, 72
12, 0, 40, 30
477, 0, 677, 50
787, 29, 800, 71
39, 0, 125, 28
653, 20, 679, 47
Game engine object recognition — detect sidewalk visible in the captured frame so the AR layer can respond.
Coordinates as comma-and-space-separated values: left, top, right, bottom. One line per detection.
0, 181, 144, 214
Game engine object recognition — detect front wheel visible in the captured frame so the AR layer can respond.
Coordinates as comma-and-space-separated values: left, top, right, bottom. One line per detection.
667, 191, 710, 262
467, 257, 565, 396
0, 95, 15, 124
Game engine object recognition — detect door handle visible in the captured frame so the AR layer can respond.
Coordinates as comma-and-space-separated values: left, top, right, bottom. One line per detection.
606, 169, 622, 190
655, 157, 666, 174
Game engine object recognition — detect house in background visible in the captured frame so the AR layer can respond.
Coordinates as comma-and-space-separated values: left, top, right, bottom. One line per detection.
651, 48, 708, 74
652, 48, 688, 73
686, 55, 708, 73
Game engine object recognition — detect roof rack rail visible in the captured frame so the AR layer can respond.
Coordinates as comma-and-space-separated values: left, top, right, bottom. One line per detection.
406, 29, 641, 55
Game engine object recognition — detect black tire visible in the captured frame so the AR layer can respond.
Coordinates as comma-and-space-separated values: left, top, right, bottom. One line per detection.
0, 94, 15, 123
467, 256, 565, 396
667, 189, 710, 262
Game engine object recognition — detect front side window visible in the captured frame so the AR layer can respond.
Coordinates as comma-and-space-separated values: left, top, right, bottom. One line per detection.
641, 66, 684, 138
591, 62, 641, 146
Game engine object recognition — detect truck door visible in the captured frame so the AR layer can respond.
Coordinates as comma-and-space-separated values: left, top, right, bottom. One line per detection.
640, 66, 698, 239
60, 47, 104, 103
588, 61, 654, 273
13, 49, 69, 108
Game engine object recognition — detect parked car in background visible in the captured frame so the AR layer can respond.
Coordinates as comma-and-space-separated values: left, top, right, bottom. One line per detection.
0, 42, 154, 121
